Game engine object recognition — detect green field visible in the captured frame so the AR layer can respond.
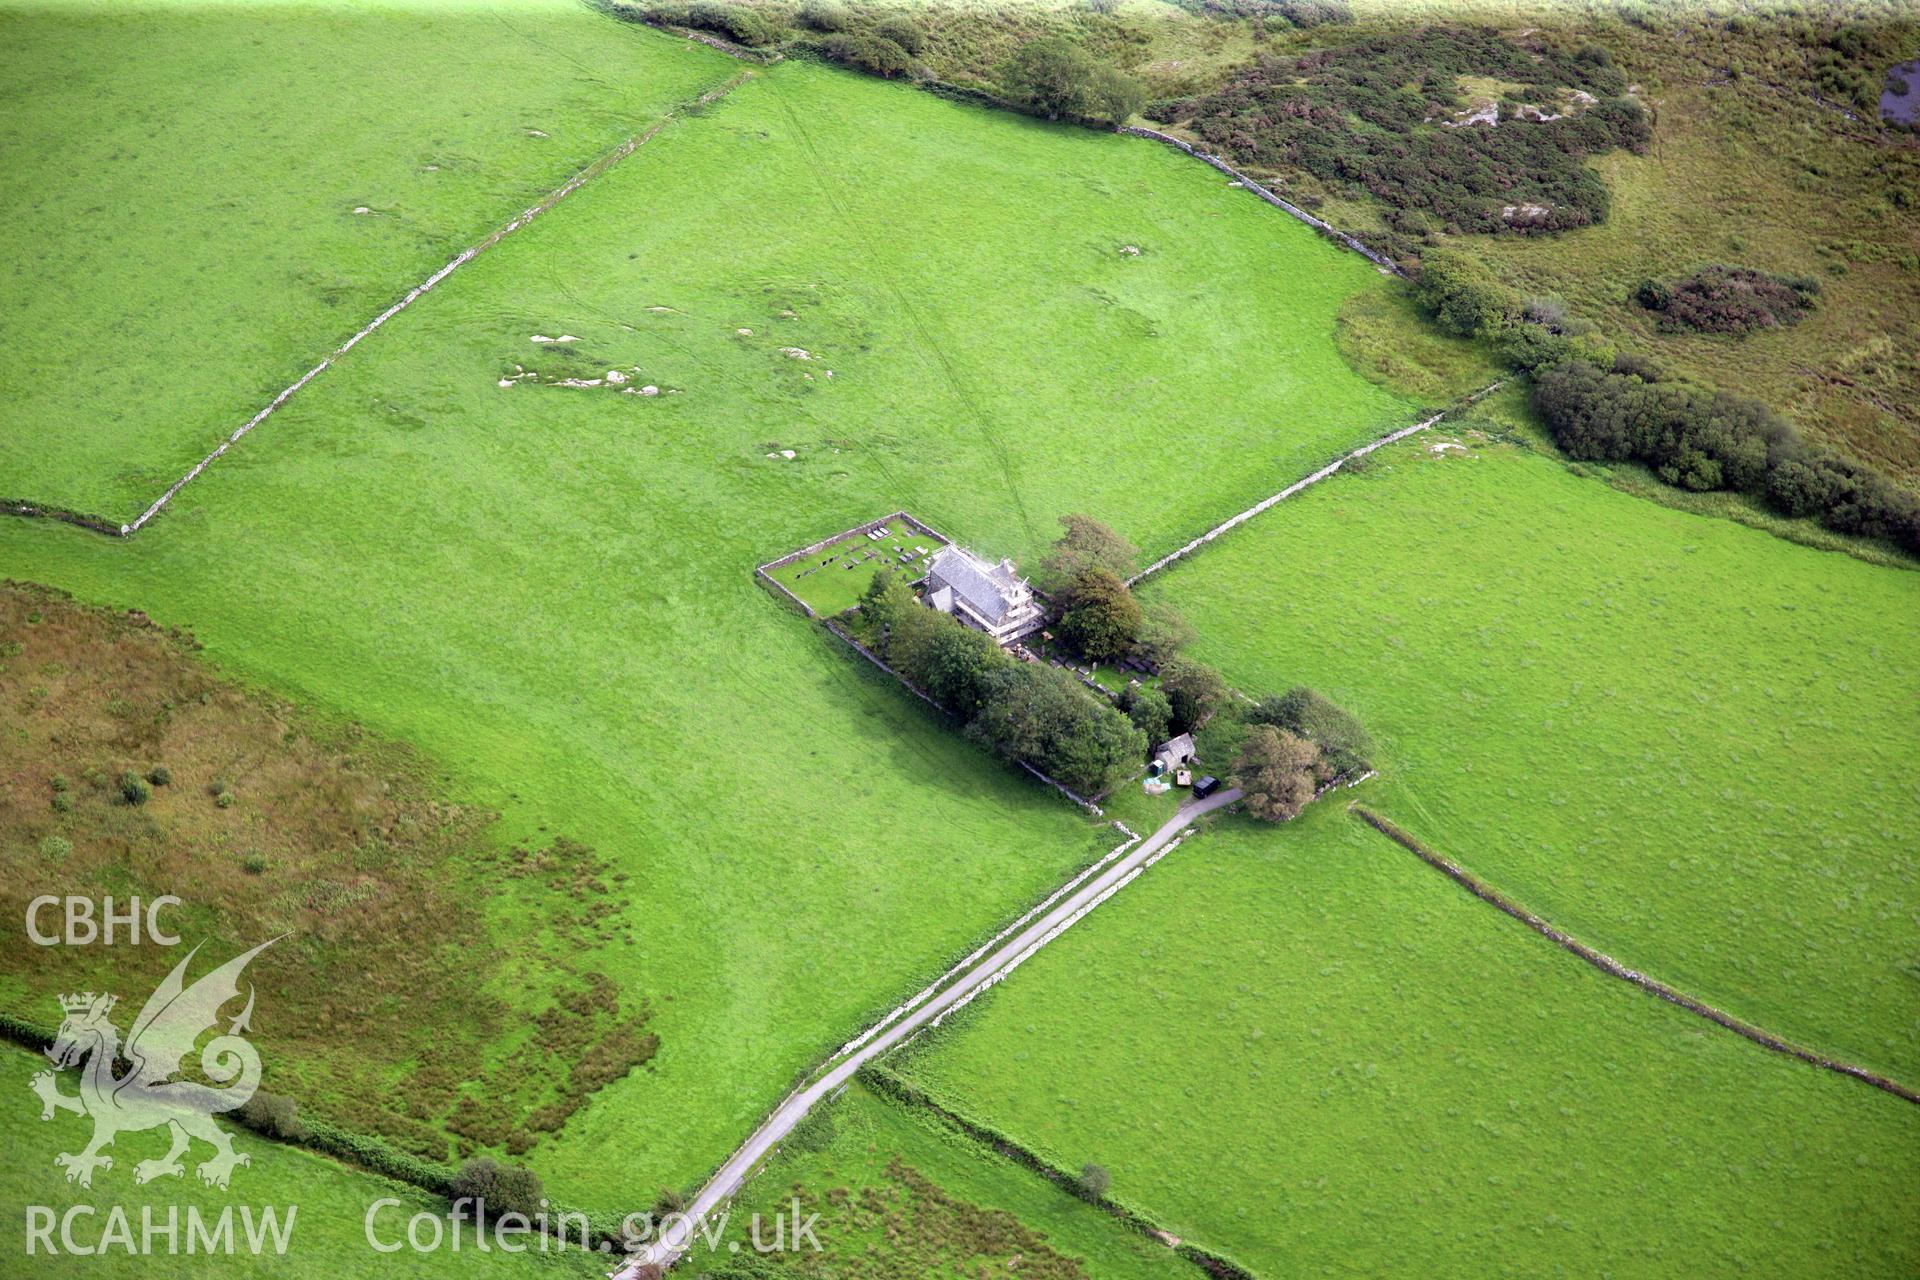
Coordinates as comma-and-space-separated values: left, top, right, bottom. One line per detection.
0, 0, 736, 519
703, 1080, 1201, 1278
0, 46, 1411, 1216
1138, 436, 1920, 1082
0, 1046, 601, 1277
890, 805, 1920, 1278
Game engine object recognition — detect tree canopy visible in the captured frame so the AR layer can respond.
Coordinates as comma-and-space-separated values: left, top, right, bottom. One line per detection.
1234, 725, 1323, 822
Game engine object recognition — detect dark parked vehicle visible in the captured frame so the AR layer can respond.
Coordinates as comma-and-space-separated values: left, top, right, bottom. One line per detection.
1192, 775, 1220, 798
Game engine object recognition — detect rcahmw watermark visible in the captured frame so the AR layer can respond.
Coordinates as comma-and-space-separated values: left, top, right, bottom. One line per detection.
25, 1205, 295, 1256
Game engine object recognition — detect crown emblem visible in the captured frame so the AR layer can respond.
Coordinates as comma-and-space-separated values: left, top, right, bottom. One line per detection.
59, 992, 116, 1017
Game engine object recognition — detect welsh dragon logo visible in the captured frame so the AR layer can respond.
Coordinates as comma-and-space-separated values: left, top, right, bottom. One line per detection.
30, 938, 277, 1190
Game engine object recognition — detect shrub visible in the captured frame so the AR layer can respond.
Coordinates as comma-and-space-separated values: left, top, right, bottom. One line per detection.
237, 1092, 306, 1140
874, 16, 924, 55
116, 770, 150, 806
821, 32, 913, 78
147, 764, 171, 786
1634, 265, 1820, 335
1186, 28, 1645, 235
49, 774, 68, 793
49, 793, 72, 814
242, 853, 268, 874
796, 0, 849, 31
38, 836, 72, 863
1077, 1162, 1111, 1199
1533, 358, 1920, 554
450, 1158, 545, 1221
215, 790, 236, 809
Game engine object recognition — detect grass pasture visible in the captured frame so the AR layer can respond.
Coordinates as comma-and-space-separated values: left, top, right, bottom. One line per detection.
0, 51, 1411, 1213
889, 807, 1920, 1278
1144, 436, 1920, 1082
0, 0, 736, 519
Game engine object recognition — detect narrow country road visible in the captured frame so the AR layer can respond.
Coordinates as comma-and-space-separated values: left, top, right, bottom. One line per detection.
617, 786, 1243, 1276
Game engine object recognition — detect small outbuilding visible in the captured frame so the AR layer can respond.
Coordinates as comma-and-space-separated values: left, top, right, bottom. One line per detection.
1152, 732, 1196, 775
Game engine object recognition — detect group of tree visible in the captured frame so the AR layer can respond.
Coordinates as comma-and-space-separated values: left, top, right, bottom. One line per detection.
1225, 686, 1374, 822
1535, 358, 1920, 551
1159, 27, 1647, 236
1037, 515, 1225, 739
1634, 265, 1820, 335
1409, 250, 1920, 557
859, 570, 1143, 797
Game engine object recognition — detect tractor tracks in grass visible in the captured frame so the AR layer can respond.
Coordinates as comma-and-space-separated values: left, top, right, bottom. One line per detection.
762, 72, 1038, 547
1, 69, 754, 541
1351, 803, 1920, 1107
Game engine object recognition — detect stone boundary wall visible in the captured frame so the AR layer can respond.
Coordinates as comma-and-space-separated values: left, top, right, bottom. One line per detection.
1128, 382, 1504, 588
2, 72, 751, 540
1352, 805, 1920, 1107
1121, 126, 1403, 276
861, 1066, 1259, 1280
755, 510, 952, 618
821, 617, 1102, 816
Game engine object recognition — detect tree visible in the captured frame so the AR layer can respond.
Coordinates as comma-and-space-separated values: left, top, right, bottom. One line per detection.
1248, 687, 1374, 777
858, 567, 907, 632
1121, 684, 1171, 747
1158, 657, 1227, 733
1234, 726, 1322, 822
1412, 250, 1517, 338
998, 37, 1142, 127
918, 622, 1005, 717
1077, 1162, 1111, 1200
1038, 514, 1138, 604
1000, 37, 1094, 121
450, 1158, 544, 1221
1057, 569, 1142, 661
967, 665, 1143, 797
1135, 602, 1194, 666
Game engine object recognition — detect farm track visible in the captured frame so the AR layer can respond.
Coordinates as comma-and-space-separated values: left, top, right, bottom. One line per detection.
1353, 805, 1920, 1106
618, 787, 1242, 1276
1, 69, 754, 540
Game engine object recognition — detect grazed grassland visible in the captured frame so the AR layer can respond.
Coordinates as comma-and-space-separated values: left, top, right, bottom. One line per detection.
1150, 436, 1920, 1081
0, 54, 1411, 1211
0, 0, 736, 517
891, 806, 1920, 1279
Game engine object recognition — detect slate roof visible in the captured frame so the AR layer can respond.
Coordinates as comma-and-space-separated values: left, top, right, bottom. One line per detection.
929, 546, 1021, 624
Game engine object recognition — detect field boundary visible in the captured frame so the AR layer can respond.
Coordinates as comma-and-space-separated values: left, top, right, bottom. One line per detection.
860, 1066, 1257, 1280
1, 70, 752, 540
1128, 382, 1504, 588
1351, 805, 1920, 1106
1120, 126, 1403, 275
755, 510, 953, 617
